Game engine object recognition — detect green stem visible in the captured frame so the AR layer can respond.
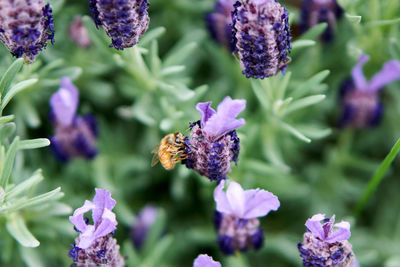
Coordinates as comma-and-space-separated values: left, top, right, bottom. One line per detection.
354, 137, 400, 216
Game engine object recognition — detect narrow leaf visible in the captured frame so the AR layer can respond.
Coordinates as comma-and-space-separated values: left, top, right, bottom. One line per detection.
301, 23, 328, 40
284, 94, 326, 115
291, 40, 316, 50
6, 213, 40, 247
1, 136, 19, 187
291, 70, 330, 99
1, 79, 38, 111
280, 122, 311, 143
0, 115, 15, 124
140, 27, 166, 46
18, 139, 50, 150
366, 18, 400, 27
6, 170, 43, 199
0, 58, 23, 95
20, 246, 45, 267
346, 13, 362, 24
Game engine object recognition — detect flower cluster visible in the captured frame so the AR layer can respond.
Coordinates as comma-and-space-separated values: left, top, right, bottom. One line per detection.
339, 54, 400, 128
231, 0, 291, 79
193, 254, 221, 267
0, 0, 55, 62
298, 214, 356, 267
300, 0, 343, 42
131, 205, 158, 249
68, 189, 125, 266
89, 0, 150, 50
183, 96, 245, 183
50, 77, 98, 161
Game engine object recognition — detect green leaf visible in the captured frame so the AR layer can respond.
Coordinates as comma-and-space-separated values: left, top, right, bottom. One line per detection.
164, 42, 198, 67
140, 27, 166, 47
6, 170, 43, 200
0, 58, 23, 95
279, 122, 311, 143
346, 13, 362, 24
366, 18, 400, 27
142, 235, 173, 267
291, 39, 316, 50
6, 213, 40, 247
20, 187, 63, 210
161, 65, 186, 76
251, 79, 269, 110
0, 122, 16, 140
301, 22, 328, 40
18, 139, 50, 150
20, 246, 45, 267
284, 94, 326, 115
122, 240, 141, 267
1, 79, 38, 111
291, 70, 330, 99
143, 209, 166, 257
0, 136, 19, 187
0, 115, 14, 124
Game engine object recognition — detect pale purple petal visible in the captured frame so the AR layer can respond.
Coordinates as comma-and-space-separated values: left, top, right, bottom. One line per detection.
242, 189, 280, 219
196, 102, 216, 127
50, 77, 79, 126
351, 54, 369, 90
92, 188, 116, 227
139, 205, 158, 226
202, 96, 246, 138
226, 181, 245, 217
90, 209, 117, 243
69, 200, 95, 233
77, 225, 95, 249
368, 60, 400, 91
305, 214, 326, 240
193, 254, 221, 267
325, 221, 351, 243
214, 180, 233, 214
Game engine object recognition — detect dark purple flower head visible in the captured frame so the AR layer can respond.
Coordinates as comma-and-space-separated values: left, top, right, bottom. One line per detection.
300, 0, 343, 42
206, 0, 236, 51
193, 254, 221, 267
69, 16, 91, 48
89, 0, 150, 50
50, 77, 98, 161
68, 189, 124, 266
340, 54, 400, 128
131, 205, 158, 250
183, 97, 245, 182
0, 0, 54, 63
213, 180, 279, 254
231, 0, 291, 79
298, 214, 356, 267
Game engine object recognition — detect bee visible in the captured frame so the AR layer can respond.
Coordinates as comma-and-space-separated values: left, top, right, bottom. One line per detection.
151, 132, 188, 170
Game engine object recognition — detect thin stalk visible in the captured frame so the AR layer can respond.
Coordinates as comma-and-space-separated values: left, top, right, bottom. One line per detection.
354, 137, 400, 217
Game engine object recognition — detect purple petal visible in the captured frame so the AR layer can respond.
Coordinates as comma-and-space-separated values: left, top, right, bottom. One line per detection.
90, 208, 117, 242
214, 180, 233, 214
202, 96, 246, 138
351, 54, 369, 90
92, 188, 116, 227
325, 221, 351, 243
226, 181, 245, 217
369, 60, 400, 91
50, 77, 79, 126
193, 254, 221, 267
76, 225, 96, 249
305, 214, 326, 240
243, 189, 280, 219
196, 102, 216, 127
138, 205, 158, 227
69, 200, 95, 233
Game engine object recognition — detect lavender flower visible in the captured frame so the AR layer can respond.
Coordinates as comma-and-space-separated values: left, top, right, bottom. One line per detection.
0, 0, 55, 63
213, 180, 280, 254
69, 16, 91, 48
340, 54, 400, 128
300, 0, 343, 42
231, 0, 291, 79
131, 205, 158, 250
69, 188, 125, 266
183, 96, 246, 182
298, 214, 356, 267
50, 77, 98, 161
89, 0, 150, 50
206, 0, 236, 51
193, 254, 221, 267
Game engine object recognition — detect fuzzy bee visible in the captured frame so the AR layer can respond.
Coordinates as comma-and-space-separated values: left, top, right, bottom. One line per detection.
151, 132, 188, 170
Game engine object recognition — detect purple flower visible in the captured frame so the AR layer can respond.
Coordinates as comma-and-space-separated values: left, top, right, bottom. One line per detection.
300, 0, 343, 42
213, 180, 280, 254
206, 0, 236, 51
340, 54, 400, 128
193, 254, 221, 267
131, 205, 158, 250
69, 16, 91, 48
89, 0, 150, 50
50, 77, 98, 161
183, 96, 246, 182
298, 214, 356, 267
68, 189, 125, 266
231, 0, 291, 79
0, 0, 55, 63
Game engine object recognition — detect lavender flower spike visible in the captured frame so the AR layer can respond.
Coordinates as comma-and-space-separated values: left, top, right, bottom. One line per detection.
213, 180, 280, 254
300, 0, 343, 42
0, 0, 55, 62
298, 214, 356, 267
89, 0, 150, 50
183, 96, 246, 182
231, 0, 291, 79
206, 0, 236, 51
340, 54, 400, 128
50, 77, 98, 161
193, 254, 221, 267
68, 189, 125, 266
131, 205, 158, 250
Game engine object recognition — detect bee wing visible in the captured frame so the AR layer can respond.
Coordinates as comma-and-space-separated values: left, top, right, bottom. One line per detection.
151, 144, 160, 167
151, 143, 160, 154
